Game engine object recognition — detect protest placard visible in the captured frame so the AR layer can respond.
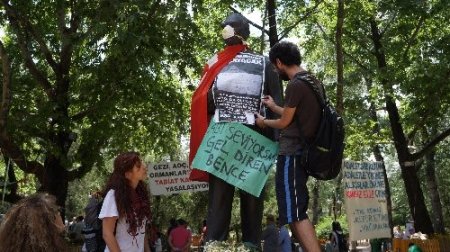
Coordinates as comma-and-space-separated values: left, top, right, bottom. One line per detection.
343, 160, 390, 241
192, 121, 278, 197
148, 161, 208, 196
213, 53, 265, 124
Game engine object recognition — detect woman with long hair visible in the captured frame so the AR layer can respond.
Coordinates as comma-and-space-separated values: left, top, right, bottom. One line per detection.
99, 151, 151, 252
0, 193, 67, 252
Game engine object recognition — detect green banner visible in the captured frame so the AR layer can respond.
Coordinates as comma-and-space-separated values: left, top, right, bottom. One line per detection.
192, 121, 279, 197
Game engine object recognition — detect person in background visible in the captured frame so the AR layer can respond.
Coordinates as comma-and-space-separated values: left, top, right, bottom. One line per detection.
0, 193, 67, 252
148, 222, 160, 252
255, 41, 322, 252
167, 219, 192, 252
404, 222, 415, 239
167, 218, 178, 237
99, 151, 152, 252
393, 225, 403, 239
278, 218, 292, 252
329, 221, 346, 252
168, 219, 192, 252
261, 214, 279, 252
199, 219, 207, 247
154, 232, 163, 252
165, 218, 179, 250
69, 215, 85, 244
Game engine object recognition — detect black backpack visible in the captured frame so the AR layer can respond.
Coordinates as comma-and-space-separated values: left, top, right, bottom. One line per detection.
84, 197, 103, 230
295, 72, 345, 180
83, 197, 106, 252
331, 231, 348, 252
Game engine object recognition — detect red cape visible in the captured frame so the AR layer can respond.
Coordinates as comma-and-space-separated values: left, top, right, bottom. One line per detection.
189, 44, 247, 182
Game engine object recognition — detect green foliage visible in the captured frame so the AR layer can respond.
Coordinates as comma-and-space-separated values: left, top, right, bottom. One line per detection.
0, 0, 207, 203
65, 162, 111, 219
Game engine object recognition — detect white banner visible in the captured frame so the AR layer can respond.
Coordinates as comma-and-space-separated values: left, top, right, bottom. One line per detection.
148, 161, 208, 196
343, 161, 390, 241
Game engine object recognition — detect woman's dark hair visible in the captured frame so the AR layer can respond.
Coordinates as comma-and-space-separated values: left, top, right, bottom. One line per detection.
0, 193, 66, 252
103, 151, 151, 237
269, 41, 302, 66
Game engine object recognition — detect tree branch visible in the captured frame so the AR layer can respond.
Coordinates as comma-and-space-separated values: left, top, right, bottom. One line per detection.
316, 22, 372, 74
379, 11, 398, 37
71, 91, 116, 121
2, 0, 59, 73
0, 40, 44, 176
402, 14, 426, 61
0, 40, 12, 130
345, 32, 373, 56
68, 138, 106, 180
406, 110, 430, 141
1, 2, 54, 98
411, 127, 450, 160
279, 0, 324, 41
59, 1, 81, 75
229, 6, 269, 35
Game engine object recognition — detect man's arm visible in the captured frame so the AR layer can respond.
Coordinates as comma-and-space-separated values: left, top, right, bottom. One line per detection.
255, 106, 296, 130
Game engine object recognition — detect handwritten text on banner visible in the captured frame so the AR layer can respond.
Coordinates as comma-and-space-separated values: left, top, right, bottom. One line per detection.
343, 161, 390, 241
192, 121, 278, 197
148, 161, 208, 196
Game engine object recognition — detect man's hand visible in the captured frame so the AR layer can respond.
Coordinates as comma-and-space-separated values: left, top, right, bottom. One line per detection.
262, 95, 275, 109
255, 113, 265, 129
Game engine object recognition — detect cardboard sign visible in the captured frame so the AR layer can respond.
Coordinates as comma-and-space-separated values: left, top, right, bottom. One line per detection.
213, 52, 265, 124
148, 161, 208, 195
192, 121, 278, 197
343, 161, 390, 241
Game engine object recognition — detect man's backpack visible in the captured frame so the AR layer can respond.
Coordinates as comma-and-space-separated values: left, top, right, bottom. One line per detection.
295, 72, 345, 180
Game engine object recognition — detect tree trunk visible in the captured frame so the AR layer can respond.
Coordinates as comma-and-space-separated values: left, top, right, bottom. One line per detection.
267, 0, 278, 47
265, 0, 284, 113
400, 163, 433, 234
369, 18, 434, 234
367, 79, 394, 237
424, 149, 445, 233
41, 154, 69, 218
332, 1, 346, 222
1, 156, 21, 202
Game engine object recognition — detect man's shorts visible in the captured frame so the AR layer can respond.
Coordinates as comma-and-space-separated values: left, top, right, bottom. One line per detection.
276, 154, 309, 225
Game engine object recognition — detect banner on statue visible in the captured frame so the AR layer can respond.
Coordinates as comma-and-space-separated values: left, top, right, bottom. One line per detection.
148, 161, 208, 195
192, 121, 278, 197
343, 160, 390, 241
212, 53, 265, 124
